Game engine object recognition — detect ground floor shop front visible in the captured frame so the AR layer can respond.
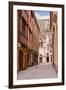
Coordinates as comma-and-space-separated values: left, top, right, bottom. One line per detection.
17, 45, 38, 72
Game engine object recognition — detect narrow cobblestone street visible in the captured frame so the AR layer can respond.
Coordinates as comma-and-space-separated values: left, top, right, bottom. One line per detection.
17, 63, 57, 80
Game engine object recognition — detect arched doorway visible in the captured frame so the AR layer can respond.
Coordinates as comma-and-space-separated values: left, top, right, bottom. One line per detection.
40, 57, 42, 63
46, 53, 49, 62
39, 55, 43, 63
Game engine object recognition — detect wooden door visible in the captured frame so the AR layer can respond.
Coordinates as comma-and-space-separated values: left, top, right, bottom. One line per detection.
47, 56, 49, 62
40, 57, 42, 63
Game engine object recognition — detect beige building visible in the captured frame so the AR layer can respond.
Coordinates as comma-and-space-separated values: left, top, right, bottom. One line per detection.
38, 18, 52, 64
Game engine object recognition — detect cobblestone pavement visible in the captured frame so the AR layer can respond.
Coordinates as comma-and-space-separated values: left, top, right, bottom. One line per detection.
17, 63, 57, 80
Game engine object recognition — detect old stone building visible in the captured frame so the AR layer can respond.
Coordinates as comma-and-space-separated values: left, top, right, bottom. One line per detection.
38, 19, 46, 63
50, 12, 58, 73
27, 11, 40, 67
17, 10, 40, 72
44, 29, 52, 63
38, 18, 52, 64
17, 10, 29, 71
31, 11, 40, 65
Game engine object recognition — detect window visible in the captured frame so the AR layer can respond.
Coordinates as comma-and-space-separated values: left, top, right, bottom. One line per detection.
22, 17, 28, 38
41, 42, 43, 47
22, 17, 26, 35
25, 24, 28, 38
39, 42, 43, 47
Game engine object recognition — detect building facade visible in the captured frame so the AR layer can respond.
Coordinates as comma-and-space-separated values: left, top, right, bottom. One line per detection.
27, 11, 40, 67
38, 19, 52, 64
50, 12, 58, 73
31, 12, 40, 65
17, 10, 40, 72
17, 10, 29, 71
44, 30, 52, 63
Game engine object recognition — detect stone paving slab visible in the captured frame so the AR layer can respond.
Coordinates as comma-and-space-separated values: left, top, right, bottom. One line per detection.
17, 63, 57, 80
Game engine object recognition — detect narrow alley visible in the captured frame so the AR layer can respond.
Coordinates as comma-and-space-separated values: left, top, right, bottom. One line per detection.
17, 10, 58, 80
17, 63, 57, 80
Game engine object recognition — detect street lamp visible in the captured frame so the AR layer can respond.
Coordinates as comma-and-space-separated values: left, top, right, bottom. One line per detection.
17, 42, 21, 48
